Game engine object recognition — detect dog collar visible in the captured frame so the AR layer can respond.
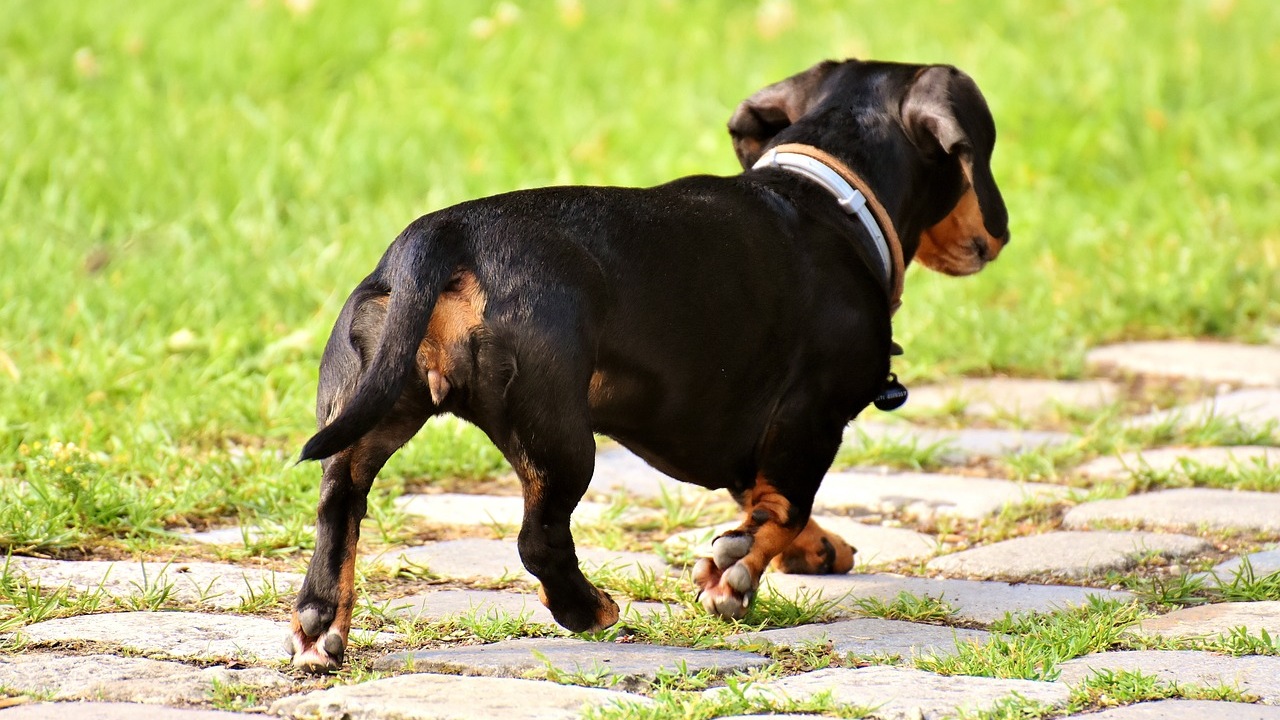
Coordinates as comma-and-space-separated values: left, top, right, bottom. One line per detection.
753, 143, 904, 313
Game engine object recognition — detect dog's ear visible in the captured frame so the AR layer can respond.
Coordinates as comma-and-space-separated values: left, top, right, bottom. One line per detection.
900, 65, 1008, 241
728, 61, 839, 169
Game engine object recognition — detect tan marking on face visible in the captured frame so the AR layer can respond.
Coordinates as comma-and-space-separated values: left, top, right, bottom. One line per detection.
915, 186, 1005, 277
771, 517, 855, 574
414, 269, 486, 380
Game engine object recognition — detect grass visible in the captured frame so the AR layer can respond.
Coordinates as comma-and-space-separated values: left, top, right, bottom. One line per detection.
0, 0, 1276, 550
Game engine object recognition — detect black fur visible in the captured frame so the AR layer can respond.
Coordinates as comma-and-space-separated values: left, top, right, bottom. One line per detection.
286, 59, 1009, 670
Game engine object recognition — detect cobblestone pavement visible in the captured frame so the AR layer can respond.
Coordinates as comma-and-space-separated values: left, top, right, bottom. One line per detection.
2, 340, 1278, 719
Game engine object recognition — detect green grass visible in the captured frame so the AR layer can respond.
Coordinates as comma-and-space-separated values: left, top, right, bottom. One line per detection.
2, 1, 1278, 551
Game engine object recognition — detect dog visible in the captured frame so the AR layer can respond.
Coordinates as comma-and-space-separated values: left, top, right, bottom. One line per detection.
285, 58, 1009, 671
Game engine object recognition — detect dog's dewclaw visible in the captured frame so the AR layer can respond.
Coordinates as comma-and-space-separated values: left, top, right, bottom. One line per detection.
712, 534, 753, 570
427, 369, 450, 405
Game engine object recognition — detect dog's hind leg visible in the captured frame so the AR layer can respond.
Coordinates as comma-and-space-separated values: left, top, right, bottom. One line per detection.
472, 327, 619, 633
287, 395, 427, 672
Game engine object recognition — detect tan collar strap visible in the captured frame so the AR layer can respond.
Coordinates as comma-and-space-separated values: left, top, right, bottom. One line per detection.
754, 143, 904, 313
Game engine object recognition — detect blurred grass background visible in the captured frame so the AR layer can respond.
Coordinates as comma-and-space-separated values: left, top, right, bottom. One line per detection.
1, 0, 1277, 551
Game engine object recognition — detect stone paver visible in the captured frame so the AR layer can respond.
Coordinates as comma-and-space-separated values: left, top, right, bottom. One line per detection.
902, 378, 1120, 419
0, 704, 265, 719
1064, 488, 1280, 533
367, 538, 670, 582
1128, 601, 1280, 642
270, 672, 647, 719
733, 617, 989, 660
845, 423, 1073, 465
13, 610, 389, 661
1064, 700, 1280, 718
1075, 446, 1279, 479
1125, 389, 1280, 432
382, 587, 669, 625
1086, 341, 1280, 387
590, 446, 722, 502
815, 470, 1069, 521
373, 637, 769, 689
1, 557, 302, 609
0, 652, 291, 705
763, 572, 1132, 626
1058, 650, 1280, 703
721, 666, 1069, 720
926, 531, 1210, 580
395, 492, 617, 527
1203, 547, 1280, 581
663, 515, 937, 568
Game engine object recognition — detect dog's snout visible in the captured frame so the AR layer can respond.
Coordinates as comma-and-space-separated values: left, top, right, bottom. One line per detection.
972, 237, 989, 262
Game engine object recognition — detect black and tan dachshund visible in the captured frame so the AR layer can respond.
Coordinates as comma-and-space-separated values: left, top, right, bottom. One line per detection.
286, 58, 1009, 670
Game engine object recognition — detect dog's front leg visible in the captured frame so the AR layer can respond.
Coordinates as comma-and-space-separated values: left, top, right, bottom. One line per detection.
695, 411, 848, 618
693, 478, 808, 618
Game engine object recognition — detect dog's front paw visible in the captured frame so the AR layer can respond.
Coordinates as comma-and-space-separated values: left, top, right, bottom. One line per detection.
286, 606, 345, 673
693, 533, 758, 619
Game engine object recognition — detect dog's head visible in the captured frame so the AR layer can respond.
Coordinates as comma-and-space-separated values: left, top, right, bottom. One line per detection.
728, 60, 1009, 277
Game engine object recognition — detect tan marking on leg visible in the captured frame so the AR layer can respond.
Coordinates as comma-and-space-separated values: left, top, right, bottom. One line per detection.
771, 517, 856, 574
415, 269, 486, 384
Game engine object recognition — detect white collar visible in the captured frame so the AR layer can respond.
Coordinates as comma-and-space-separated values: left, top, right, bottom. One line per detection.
753, 148, 893, 286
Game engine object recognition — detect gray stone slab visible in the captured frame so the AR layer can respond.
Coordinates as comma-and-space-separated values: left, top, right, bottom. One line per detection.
845, 423, 1074, 464
1126, 389, 1280, 432
0, 703, 265, 719
0, 652, 291, 705
926, 531, 1210, 580
373, 637, 770, 689
383, 588, 670, 625
1087, 341, 1280, 387
1065, 700, 1280, 719
1058, 650, 1280, 703
13, 610, 389, 661
1064, 488, 1280, 533
590, 446, 691, 499
270, 672, 647, 719
903, 378, 1120, 419
1204, 548, 1280, 580
733, 617, 988, 660
395, 493, 617, 527
1129, 601, 1280, 641
720, 666, 1069, 720
763, 572, 1133, 626
663, 515, 938, 568
815, 471, 1068, 521
2, 557, 302, 609
368, 539, 670, 583
1075, 446, 1279, 480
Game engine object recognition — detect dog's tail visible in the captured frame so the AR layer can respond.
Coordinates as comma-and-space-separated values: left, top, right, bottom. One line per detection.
299, 218, 464, 462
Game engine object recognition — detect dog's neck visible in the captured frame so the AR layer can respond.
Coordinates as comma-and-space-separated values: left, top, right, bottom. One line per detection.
753, 143, 904, 314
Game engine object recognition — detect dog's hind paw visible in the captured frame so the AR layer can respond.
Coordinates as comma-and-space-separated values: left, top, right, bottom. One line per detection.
286, 606, 346, 673
694, 532, 758, 620
285, 627, 345, 672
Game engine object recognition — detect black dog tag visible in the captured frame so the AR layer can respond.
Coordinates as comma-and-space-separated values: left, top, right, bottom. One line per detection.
874, 373, 908, 411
